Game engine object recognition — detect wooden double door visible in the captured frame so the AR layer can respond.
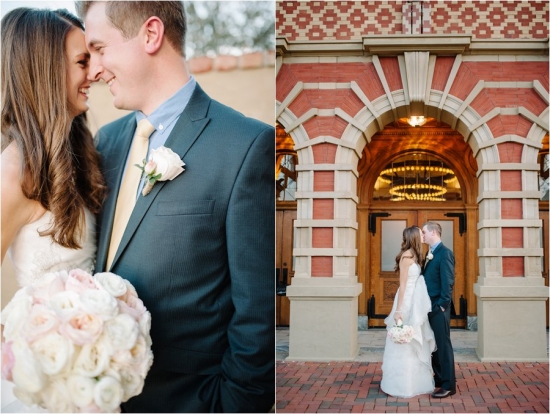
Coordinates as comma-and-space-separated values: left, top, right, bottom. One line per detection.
276, 208, 296, 326
367, 209, 467, 328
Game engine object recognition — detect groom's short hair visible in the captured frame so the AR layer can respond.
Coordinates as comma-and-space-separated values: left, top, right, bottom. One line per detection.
423, 221, 442, 237
75, 1, 186, 56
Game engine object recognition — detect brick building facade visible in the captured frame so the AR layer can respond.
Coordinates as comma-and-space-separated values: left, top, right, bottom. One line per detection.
276, 1, 549, 361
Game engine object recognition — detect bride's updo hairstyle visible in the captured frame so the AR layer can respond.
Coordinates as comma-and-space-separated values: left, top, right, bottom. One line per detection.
394, 226, 424, 271
1, 8, 106, 249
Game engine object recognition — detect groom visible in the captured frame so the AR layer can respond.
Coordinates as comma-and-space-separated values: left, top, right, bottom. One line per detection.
76, 1, 274, 412
422, 221, 457, 398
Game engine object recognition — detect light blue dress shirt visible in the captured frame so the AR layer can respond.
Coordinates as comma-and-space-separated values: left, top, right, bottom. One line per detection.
126, 76, 196, 197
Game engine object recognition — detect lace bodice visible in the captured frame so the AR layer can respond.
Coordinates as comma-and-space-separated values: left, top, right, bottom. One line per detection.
7, 209, 97, 287
407, 262, 421, 282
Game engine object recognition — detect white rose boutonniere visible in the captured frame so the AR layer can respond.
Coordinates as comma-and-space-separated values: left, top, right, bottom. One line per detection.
425, 251, 433, 265
136, 146, 185, 196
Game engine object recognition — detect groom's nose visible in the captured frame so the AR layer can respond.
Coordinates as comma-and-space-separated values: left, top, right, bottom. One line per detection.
87, 55, 104, 82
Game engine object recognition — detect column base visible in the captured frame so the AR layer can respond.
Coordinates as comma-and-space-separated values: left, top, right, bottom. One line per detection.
286, 277, 362, 361
474, 277, 549, 362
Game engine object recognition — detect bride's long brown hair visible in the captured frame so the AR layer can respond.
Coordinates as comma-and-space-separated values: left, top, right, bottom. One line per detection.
394, 226, 424, 271
1, 8, 106, 249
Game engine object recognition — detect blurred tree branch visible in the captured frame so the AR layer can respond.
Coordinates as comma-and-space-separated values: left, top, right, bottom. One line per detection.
185, 1, 275, 58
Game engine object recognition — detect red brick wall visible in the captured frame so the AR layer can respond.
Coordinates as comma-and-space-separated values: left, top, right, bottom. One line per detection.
502, 257, 524, 277
502, 228, 524, 248
312, 144, 337, 164
312, 199, 334, 220
501, 199, 523, 219
501, 171, 522, 191
312, 228, 333, 248
311, 256, 333, 277
314, 172, 335, 192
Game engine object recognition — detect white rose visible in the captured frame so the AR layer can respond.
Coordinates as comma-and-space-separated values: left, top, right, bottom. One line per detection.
60, 309, 104, 346
104, 313, 139, 351
40, 377, 76, 413
30, 332, 74, 375
1, 290, 33, 341
48, 291, 81, 319
12, 386, 41, 407
67, 374, 95, 408
93, 376, 123, 412
80, 289, 119, 320
124, 280, 138, 297
119, 369, 144, 402
111, 349, 133, 370
148, 146, 185, 181
73, 337, 111, 377
139, 347, 154, 376
11, 339, 45, 393
94, 272, 127, 297
139, 311, 152, 347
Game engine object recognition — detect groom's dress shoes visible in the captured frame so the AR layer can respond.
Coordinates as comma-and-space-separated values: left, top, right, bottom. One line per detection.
432, 388, 456, 398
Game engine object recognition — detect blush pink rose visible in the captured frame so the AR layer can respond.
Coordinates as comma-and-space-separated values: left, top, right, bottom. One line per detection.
144, 160, 157, 175
117, 294, 146, 321
21, 304, 60, 343
2, 341, 15, 380
59, 310, 103, 346
65, 268, 97, 294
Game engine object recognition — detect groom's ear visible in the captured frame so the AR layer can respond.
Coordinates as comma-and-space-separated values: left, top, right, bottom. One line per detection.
142, 16, 164, 54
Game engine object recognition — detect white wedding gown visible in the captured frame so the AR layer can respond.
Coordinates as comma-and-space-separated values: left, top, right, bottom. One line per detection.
2, 209, 96, 413
380, 262, 436, 398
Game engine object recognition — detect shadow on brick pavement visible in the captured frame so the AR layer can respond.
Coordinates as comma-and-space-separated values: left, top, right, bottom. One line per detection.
276, 328, 550, 413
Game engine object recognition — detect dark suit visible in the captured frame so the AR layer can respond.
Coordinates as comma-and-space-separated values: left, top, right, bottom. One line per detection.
94, 84, 275, 412
423, 242, 456, 391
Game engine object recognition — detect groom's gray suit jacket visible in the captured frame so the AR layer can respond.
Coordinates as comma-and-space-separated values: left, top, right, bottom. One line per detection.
94, 84, 275, 412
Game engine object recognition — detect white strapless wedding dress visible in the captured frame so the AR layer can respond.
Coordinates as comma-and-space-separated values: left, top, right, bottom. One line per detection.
380, 263, 436, 398
2, 209, 96, 413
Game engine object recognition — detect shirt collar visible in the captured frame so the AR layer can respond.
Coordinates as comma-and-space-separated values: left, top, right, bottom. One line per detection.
135, 75, 197, 134
430, 241, 441, 252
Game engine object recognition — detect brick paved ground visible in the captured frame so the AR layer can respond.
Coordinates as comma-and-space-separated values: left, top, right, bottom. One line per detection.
276, 361, 549, 413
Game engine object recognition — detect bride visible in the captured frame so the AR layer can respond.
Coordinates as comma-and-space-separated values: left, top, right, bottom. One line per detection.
380, 226, 436, 398
1, 7, 106, 412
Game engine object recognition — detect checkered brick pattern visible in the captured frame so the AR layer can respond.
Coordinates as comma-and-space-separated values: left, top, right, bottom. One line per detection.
277, 1, 404, 41
430, 1, 548, 39
403, 1, 432, 35
276, 1, 548, 41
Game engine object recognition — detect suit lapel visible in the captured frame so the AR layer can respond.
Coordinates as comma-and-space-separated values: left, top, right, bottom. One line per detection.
96, 116, 136, 272
109, 84, 211, 269
424, 243, 443, 271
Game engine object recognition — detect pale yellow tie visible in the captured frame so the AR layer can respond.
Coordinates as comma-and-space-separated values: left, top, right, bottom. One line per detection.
106, 119, 155, 269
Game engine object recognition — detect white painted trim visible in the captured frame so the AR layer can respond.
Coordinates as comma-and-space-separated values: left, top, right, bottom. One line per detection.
372, 55, 397, 121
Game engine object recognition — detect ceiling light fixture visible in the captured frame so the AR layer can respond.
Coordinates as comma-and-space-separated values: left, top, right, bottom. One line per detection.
407, 116, 427, 127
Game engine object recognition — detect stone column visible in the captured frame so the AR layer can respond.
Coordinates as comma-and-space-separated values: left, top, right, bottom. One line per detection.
286, 126, 363, 361
474, 151, 549, 361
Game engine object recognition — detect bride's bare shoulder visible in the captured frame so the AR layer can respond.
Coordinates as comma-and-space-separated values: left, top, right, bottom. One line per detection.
1, 141, 43, 220
400, 251, 415, 267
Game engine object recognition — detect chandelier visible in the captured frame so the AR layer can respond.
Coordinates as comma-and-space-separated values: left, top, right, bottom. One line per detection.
377, 160, 457, 202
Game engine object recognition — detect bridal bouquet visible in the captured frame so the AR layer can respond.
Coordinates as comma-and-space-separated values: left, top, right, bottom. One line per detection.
1, 269, 153, 413
388, 320, 414, 344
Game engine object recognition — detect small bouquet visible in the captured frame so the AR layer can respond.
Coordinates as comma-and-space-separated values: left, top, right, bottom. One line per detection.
388, 319, 414, 344
1, 269, 153, 413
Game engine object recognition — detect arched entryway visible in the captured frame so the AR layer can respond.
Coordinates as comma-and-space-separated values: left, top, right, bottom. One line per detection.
357, 117, 478, 328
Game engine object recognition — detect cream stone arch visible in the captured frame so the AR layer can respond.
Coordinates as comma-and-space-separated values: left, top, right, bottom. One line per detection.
276, 37, 549, 361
